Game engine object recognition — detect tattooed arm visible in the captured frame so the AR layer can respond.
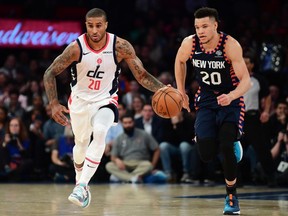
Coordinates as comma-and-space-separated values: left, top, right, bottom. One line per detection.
43, 42, 80, 126
116, 37, 165, 92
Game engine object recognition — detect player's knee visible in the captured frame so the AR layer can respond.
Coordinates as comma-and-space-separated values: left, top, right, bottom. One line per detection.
196, 138, 217, 162
93, 123, 109, 139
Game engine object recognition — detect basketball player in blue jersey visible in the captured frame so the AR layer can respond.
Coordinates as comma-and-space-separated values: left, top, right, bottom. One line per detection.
174, 7, 251, 215
43, 8, 165, 208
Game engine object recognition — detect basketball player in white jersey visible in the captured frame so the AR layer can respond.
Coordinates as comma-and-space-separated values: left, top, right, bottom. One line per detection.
43, 8, 165, 208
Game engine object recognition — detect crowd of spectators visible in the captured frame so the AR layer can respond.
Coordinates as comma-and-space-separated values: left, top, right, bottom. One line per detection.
0, 0, 288, 186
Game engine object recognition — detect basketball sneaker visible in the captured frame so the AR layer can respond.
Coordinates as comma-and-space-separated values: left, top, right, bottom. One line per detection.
234, 141, 243, 163
68, 183, 91, 208
223, 194, 240, 215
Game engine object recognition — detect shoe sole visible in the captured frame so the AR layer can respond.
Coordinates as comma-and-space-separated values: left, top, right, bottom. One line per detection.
68, 190, 91, 208
223, 210, 240, 215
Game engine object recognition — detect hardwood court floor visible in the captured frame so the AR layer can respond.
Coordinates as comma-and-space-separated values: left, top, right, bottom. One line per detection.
0, 183, 287, 216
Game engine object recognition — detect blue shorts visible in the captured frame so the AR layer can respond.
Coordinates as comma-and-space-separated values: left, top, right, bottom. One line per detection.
195, 105, 244, 140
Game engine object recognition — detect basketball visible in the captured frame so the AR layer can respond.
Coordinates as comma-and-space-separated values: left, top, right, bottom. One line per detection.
151, 86, 183, 119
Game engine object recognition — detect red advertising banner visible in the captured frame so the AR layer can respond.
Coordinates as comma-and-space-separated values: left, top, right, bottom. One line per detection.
0, 19, 82, 49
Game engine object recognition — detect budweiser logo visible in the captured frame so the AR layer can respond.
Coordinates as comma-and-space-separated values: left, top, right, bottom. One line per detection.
0, 19, 82, 48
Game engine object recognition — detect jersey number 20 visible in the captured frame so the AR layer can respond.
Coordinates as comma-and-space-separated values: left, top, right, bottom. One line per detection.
200, 71, 221, 85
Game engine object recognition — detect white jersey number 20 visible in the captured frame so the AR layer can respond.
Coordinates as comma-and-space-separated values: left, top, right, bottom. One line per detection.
200, 71, 221, 85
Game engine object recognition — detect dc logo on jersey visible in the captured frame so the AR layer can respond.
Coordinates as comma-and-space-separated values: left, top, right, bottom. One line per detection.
97, 58, 102, 64
215, 50, 222, 56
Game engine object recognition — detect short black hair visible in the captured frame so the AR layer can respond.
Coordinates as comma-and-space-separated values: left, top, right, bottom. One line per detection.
194, 7, 220, 23
120, 113, 134, 122
86, 8, 107, 21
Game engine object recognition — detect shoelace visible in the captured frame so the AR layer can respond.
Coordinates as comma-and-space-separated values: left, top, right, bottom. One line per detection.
73, 186, 87, 199
228, 194, 233, 207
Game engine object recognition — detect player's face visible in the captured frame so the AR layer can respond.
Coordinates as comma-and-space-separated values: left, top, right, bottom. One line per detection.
194, 17, 217, 44
85, 16, 108, 43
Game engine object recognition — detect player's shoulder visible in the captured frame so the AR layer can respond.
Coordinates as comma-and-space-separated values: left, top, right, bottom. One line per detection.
225, 34, 241, 48
181, 34, 195, 47
115, 34, 127, 44
183, 34, 196, 42
115, 35, 132, 48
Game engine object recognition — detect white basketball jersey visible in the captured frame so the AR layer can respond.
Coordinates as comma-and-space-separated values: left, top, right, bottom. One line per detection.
70, 33, 120, 102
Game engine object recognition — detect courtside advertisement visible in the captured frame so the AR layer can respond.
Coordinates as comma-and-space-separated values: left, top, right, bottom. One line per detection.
0, 19, 82, 48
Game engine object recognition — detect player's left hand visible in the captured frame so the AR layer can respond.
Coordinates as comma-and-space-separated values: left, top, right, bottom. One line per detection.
217, 93, 233, 106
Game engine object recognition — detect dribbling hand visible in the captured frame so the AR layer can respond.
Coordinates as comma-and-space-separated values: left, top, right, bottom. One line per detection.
181, 92, 190, 112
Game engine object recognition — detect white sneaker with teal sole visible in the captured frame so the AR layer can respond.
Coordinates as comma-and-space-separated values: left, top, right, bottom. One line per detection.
68, 183, 91, 208
234, 141, 243, 163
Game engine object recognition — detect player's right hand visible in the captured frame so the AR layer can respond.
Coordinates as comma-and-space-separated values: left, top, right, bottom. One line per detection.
51, 102, 70, 126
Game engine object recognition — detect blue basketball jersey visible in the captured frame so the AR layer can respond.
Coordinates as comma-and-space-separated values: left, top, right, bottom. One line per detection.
190, 32, 242, 109
190, 32, 245, 136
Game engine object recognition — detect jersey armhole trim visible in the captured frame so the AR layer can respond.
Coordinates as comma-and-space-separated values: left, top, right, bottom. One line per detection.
76, 38, 82, 63
113, 35, 118, 65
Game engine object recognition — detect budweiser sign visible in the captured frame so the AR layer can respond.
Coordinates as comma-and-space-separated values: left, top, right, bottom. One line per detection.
0, 19, 82, 48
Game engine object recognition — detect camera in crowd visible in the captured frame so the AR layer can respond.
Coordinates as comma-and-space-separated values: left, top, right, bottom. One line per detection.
10, 134, 18, 141
9, 134, 19, 146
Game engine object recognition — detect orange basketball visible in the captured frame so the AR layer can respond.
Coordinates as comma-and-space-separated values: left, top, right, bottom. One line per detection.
152, 86, 183, 119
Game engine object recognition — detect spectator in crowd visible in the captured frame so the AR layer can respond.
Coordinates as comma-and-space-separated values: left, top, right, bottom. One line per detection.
270, 123, 288, 186
0, 73, 10, 106
4, 88, 26, 119
157, 71, 175, 86
43, 104, 65, 151
135, 103, 163, 144
27, 109, 47, 178
268, 85, 281, 116
0, 117, 33, 182
0, 106, 9, 145
23, 94, 48, 129
21, 80, 45, 111
240, 53, 277, 186
268, 100, 288, 144
130, 95, 146, 120
159, 111, 196, 183
0, 54, 18, 79
122, 80, 146, 110
28, 59, 43, 82
105, 103, 127, 156
105, 113, 160, 183
49, 122, 75, 183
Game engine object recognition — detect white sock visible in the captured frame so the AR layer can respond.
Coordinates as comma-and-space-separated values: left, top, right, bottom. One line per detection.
74, 165, 83, 184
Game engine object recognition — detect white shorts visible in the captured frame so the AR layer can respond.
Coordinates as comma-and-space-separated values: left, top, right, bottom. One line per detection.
68, 95, 118, 142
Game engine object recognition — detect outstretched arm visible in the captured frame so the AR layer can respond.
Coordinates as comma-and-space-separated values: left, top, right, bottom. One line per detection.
43, 42, 79, 125
116, 38, 165, 92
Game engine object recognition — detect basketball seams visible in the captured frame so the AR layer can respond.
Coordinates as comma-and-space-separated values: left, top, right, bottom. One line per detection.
165, 92, 182, 110
163, 93, 172, 118
152, 86, 183, 119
